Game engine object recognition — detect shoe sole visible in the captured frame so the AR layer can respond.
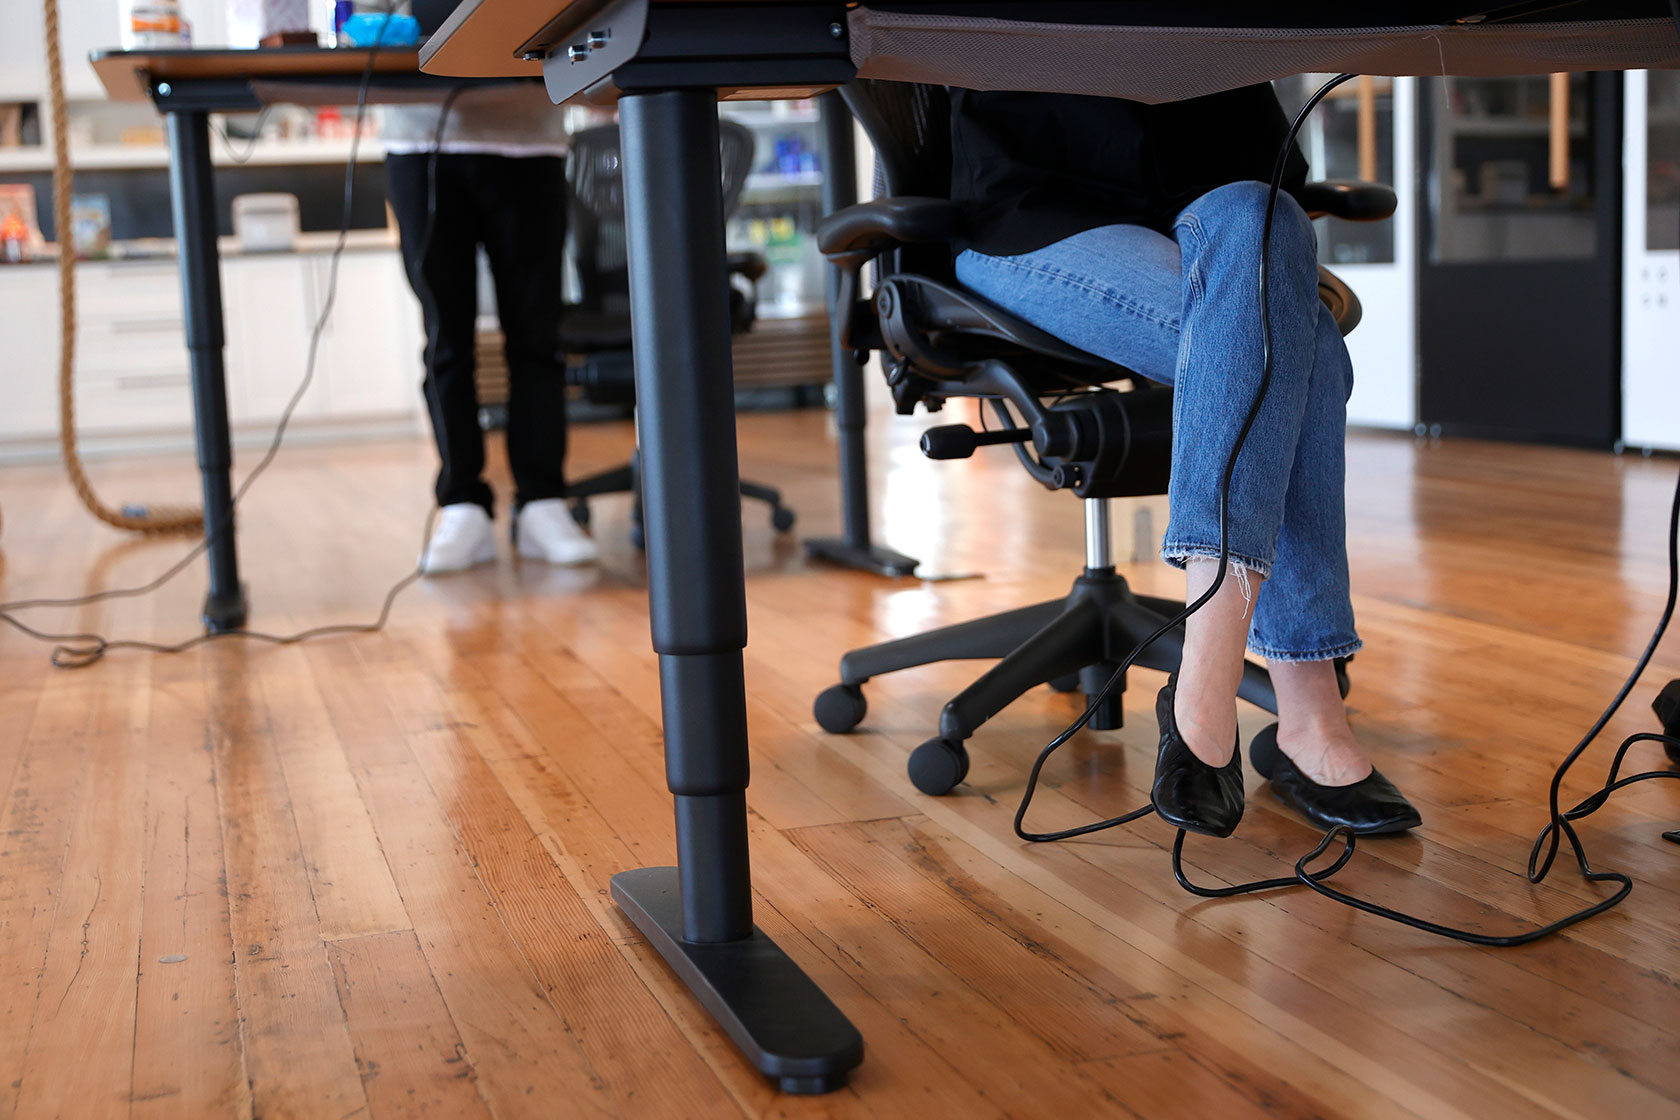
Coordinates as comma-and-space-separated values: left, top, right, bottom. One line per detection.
422, 544, 497, 574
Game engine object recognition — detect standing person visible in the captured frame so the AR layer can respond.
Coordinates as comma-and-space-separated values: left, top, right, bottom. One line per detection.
384, 80, 597, 573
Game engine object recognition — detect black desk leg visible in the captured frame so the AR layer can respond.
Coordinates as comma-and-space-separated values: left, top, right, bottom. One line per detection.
612, 89, 864, 1094
165, 110, 246, 633
803, 91, 919, 578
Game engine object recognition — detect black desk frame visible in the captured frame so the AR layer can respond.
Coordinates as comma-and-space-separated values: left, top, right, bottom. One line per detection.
805, 91, 920, 577
483, 0, 872, 1090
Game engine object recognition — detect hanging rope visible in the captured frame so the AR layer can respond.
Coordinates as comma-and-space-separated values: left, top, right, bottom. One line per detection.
42, 0, 201, 535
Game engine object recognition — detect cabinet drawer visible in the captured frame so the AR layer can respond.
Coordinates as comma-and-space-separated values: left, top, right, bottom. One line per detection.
77, 321, 190, 379
73, 371, 194, 433
78, 263, 186, 316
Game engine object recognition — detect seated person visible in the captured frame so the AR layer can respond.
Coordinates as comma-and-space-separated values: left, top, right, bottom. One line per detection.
949, 85, 1420, 837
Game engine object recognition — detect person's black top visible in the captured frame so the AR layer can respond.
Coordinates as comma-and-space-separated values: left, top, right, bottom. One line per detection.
950, 85, 1308, 256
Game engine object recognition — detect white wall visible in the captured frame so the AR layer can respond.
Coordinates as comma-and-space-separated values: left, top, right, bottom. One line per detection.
4, 0, 234, 102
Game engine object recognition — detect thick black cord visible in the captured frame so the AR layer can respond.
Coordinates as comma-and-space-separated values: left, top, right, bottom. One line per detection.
0, 28, 466, 669
1014, 70, 1680, 948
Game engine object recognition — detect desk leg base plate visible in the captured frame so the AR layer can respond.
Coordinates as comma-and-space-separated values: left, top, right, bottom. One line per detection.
804, 538, 920, 579
202, 585, 247, 634
611, 866, 862, 1094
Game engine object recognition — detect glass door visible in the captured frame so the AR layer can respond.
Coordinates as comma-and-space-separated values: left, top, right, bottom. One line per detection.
1416, 73, 1622, 446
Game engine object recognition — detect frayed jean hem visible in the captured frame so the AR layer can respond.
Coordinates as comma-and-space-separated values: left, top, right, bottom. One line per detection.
1159, 542, 1273, 581
1247, 637, 1364, 664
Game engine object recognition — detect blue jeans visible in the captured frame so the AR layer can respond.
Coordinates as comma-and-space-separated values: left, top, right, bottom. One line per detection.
955, 181, 1360, 662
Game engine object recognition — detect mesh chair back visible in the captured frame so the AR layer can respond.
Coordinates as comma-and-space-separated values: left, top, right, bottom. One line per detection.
840, 80, 954, 278
566, 120, 755, 314
841, 80, 951, 197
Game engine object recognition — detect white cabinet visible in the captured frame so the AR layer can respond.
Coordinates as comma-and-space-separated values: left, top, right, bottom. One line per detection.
304, 251, 424, 418
1622, 70, 1680, 452
0, 268, 64, 439
1305, 77, 1418, 431
225, 253, 329, 424
70, 259, 194, 432
0, 246, 422, 459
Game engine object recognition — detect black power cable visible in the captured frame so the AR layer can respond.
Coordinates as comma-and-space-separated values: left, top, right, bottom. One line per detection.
0, 23, 468, 669
1013, 70, 1680, 947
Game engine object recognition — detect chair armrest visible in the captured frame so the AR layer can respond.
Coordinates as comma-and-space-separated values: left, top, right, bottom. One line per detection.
1297, 180, 1397, 222
818, 198, 964, 352
817, 197, 964, 257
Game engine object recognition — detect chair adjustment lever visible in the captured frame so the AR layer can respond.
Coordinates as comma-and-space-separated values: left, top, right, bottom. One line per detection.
920, 423, 1031, 460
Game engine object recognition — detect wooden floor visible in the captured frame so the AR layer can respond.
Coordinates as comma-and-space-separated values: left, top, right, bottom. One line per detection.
1, 400, 1678, 1119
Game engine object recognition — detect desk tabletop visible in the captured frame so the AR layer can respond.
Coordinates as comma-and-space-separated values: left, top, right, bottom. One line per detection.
420, 0, 1680, 103
91, 46, 426, 102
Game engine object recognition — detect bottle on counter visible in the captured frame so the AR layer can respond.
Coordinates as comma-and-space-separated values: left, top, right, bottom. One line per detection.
1, 213, 32, 264
121, 0, 188, 48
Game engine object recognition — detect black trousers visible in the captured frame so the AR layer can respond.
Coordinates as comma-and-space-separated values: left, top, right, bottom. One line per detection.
386, 152, 570, 513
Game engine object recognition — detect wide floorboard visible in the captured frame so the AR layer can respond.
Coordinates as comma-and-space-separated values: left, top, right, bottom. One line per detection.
1, 401, 1677, 1119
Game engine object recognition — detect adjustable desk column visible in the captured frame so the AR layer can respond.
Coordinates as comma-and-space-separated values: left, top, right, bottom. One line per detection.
611, 87, 863, 1093
163, 105, 244, 631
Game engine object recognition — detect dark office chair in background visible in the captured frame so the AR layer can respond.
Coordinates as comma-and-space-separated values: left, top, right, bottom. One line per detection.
561, 120, 797, 548
810, 81, 1390, 796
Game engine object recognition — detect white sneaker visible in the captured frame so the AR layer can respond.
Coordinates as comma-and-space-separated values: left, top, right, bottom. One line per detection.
421, 503, 497, 574
515, 498, 599, 566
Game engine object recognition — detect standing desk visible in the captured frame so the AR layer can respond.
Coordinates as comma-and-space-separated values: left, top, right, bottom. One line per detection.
425, 0, 1680, 1095
88, 49, 908, 623
88, 48, 526, 632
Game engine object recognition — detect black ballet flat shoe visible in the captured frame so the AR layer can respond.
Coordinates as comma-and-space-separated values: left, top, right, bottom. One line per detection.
1151, 678, 1244, 838
1248, 723, 1422, 835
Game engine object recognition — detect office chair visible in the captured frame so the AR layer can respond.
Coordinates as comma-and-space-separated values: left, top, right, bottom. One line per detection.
561, 120, 797, 548
810, 81, 1392, 796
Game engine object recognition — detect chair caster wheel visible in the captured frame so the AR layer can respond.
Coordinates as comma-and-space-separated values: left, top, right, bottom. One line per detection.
569, 501, 591, 528
1048, 674, 1080, 693
1334, 655, 1353, 699
908, 737, 969, 796
771, 506, 796, 533
813, 684, 867, 734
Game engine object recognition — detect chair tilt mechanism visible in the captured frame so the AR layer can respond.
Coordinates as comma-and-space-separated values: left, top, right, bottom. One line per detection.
809, 81, 1393, 797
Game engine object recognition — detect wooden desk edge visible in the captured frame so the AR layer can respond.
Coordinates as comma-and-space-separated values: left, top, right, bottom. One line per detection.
89, 47, 429, 102
420, 0, 551, 78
